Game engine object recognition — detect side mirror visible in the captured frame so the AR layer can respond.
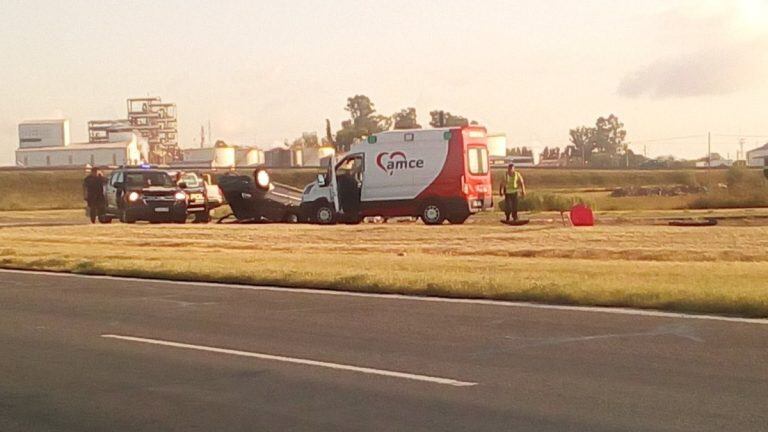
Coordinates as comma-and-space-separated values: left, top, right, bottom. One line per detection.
179, 182, 188, 189
317, 174, 327, 187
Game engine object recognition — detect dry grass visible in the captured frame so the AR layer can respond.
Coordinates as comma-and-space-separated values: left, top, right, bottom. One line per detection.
1, 223, 767, 317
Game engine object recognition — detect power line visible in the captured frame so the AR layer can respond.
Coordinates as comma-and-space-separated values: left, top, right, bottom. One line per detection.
712, 134, 768, 138
627, 135, 704, 144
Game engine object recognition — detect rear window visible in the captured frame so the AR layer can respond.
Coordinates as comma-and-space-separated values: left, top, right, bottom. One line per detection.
467, 147, 489, 175
124, 172, 175, 187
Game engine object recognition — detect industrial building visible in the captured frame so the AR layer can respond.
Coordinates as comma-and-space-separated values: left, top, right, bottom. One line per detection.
265, 147, 301, 168
126, 97, 179, 164
487, 134, 508, 165
747, 143, 768, 167
15, 119, 143, 168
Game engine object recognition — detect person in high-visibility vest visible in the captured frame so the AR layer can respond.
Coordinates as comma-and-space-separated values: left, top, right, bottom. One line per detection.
499, 163, 526, 222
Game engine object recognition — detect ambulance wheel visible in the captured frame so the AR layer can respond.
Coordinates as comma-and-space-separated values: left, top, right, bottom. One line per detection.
447, 213, 470, 225
314, 204, 336, 225
421, 202, 445, 225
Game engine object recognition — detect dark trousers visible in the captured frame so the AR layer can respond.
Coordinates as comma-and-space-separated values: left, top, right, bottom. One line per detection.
504, 192, 519, 221
87, 201, 105, 223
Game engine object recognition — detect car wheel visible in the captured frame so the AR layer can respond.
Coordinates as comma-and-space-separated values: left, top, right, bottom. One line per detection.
314, 204, 336, 225
193, 212, 211, 223
421, 202, 445, 225
119, 211, 135, 224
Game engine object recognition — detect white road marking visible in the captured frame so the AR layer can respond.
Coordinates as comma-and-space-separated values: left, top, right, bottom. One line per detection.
101, 334, 476, 387
2, 269, 768, 325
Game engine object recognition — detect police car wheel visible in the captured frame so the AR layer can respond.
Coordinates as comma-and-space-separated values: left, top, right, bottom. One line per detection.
120, 212, 135, 224
421, 203, 445, 225
314, 205, 335, 225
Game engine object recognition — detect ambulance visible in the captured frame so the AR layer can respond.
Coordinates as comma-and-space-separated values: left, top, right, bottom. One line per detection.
300, 126, 493, 225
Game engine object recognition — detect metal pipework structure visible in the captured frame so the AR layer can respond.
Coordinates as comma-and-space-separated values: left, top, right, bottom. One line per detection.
127, 97, 180, 164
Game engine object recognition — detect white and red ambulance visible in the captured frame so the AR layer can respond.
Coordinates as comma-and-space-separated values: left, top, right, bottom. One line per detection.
300, 126, 493, 224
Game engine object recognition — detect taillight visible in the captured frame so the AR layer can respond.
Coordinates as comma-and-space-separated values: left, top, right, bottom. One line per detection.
461, 176, 469, 195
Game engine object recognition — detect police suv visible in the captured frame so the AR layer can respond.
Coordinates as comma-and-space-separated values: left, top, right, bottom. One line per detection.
101, 166, 189, 224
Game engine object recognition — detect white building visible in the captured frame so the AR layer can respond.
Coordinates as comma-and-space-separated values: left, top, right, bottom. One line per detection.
301, 146, 335, 167
746, 143, 768, 167
16, 141, 142, 168
182, 146, 237, 168
15, 119, 143, 168
695, 158, 734, 168
487, 134, 507, 165
18, 119, 70, 149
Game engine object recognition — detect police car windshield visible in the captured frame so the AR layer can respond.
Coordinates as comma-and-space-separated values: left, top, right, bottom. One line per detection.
125, 171, 175, 188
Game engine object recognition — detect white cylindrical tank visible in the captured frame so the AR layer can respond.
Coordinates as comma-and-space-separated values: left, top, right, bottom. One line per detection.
246, 149, 265, 166
213, 146, 236, 168
292, 149, 303, 167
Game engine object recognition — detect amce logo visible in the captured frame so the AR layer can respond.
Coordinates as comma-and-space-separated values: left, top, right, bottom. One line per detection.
376, 151, 425, 176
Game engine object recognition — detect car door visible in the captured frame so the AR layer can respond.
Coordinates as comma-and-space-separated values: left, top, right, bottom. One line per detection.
106, 171, 122, 210
327, 155, 340, 212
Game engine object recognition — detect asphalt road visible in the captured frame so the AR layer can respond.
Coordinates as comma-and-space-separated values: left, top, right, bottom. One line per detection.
1, 270, 766, 431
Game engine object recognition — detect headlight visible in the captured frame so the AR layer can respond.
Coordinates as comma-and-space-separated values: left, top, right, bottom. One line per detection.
174, 191, 187, 201
128, 191, 141, 202
256, 170, 270, 189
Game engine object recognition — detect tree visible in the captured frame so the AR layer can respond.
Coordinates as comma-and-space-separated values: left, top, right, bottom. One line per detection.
568, 126, 596, 164
392, 108, 421, 130
507, 147, 533, 157
594, 115, 626, 155
323, 119, 334, 147
540, 147, 561, 161
291, 132, 320, 149
335, 95, 392, 152
568, 114, 628, 167
429, 110, 473, 128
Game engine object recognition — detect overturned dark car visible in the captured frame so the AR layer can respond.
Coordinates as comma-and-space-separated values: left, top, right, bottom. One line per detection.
216, 168, 302, 223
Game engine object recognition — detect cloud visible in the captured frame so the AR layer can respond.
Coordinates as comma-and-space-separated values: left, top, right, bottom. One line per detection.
617, 40, 768, 98
618, 0, 768, 99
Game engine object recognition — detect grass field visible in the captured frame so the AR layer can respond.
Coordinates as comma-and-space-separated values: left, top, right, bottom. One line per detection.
1, 222, 767, 318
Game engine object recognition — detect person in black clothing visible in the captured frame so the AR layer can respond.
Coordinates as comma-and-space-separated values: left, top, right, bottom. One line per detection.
83, 167, 106, 223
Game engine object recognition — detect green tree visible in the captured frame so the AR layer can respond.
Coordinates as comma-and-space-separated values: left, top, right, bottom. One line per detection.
568, 126, 596, 165
392, 108, 421, 130
335, 95, 392, 152
429, 110, 473, 128
291, 132, 319, 149
594, 115, 626, 155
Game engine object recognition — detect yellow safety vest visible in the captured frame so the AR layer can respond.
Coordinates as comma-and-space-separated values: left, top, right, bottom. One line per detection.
505, 172, 522, 193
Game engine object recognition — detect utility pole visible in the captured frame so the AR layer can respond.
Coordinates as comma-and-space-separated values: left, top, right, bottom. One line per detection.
707, 132, 711, 185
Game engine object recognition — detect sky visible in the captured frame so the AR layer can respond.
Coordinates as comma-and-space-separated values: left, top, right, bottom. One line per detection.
1, 0, 767, 164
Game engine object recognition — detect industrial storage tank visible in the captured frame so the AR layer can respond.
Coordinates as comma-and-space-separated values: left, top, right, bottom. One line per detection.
213, 145, 236, 168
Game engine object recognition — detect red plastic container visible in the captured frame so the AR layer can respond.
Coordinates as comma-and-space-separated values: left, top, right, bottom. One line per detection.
570, 204, 594, 227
